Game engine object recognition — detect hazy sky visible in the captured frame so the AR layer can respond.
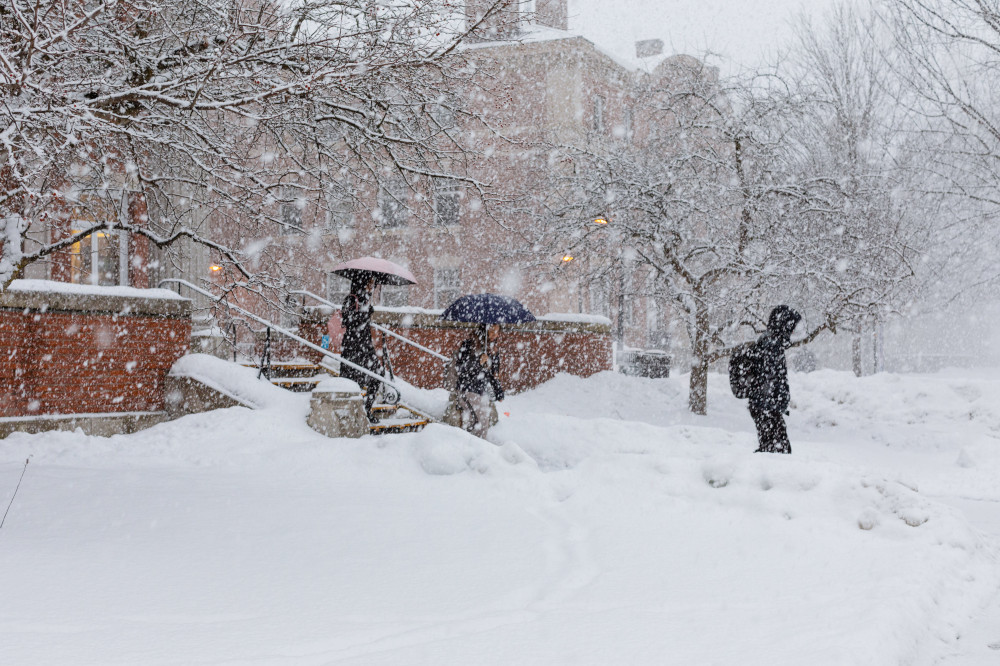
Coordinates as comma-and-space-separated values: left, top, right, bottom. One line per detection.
568, 0, 824, 71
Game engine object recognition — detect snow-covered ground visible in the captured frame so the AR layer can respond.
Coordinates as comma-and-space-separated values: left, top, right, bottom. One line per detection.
2, 367, 999, 664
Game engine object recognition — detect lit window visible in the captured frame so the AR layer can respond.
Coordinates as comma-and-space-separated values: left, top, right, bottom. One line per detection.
69, 229, 126, 286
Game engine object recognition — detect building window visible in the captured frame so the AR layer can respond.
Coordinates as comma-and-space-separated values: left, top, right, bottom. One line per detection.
589, 279, 610, 317
325, 184, 354, 231
431, 103, 457, 130
434, 178, 461, 226
327, 272, 352, 307
593, 95, 605, 134
647, 297, 671, 350
280, 293, 300, 329
433, 267, 461, 309
69, 229, 127, 286
624, 108, 633, 142
280, 187, 304, 234
377, 177, 408, 228
381, 285, 410, 308
622, 270, 635, 326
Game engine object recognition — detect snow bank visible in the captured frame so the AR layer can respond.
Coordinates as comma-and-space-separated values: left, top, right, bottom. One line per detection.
0, 368, 998, 664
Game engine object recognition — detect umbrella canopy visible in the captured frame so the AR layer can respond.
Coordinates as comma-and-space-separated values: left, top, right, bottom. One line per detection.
440, 293, 536, 325
331, 257, 417, 286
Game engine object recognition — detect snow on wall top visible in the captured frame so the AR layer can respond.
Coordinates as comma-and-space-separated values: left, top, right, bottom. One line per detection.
7, 279, 186, 301
539, 312, 612, 326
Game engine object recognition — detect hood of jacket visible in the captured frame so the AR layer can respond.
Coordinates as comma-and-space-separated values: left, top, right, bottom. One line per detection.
767, 305, 801, 343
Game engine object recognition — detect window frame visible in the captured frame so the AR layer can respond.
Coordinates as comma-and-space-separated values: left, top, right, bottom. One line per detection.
377, 177, 409, 228
433, 267, 462, 309
280, 186, 305, 235
325, 183, 355, 232
433, 178, 462, 227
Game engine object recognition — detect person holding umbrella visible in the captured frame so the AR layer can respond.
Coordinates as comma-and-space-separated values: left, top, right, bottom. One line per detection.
441, 293, 535, 438
451, 323, 505, 437
340, 275, 381, 419
331, 257, 416, 422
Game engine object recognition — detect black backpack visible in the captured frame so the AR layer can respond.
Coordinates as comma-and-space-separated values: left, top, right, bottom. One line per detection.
729, 341, 762, 399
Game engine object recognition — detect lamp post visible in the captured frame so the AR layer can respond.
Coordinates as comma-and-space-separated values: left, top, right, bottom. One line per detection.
590, 215, 626, 348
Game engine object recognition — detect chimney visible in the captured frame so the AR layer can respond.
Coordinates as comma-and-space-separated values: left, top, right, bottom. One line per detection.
636, 39, 664, 59
535, 0, 568, 31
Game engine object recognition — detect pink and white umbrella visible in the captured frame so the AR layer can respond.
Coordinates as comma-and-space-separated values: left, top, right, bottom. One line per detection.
331, 256, 417, 286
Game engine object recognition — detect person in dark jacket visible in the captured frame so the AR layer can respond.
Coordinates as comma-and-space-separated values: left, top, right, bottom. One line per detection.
748, 305, 802, 454
340, 276, 382, 420
452, 324, 504, 437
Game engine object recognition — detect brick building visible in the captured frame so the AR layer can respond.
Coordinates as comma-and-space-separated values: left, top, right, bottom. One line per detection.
13, 0, 707, 355
199, 0, 703, 354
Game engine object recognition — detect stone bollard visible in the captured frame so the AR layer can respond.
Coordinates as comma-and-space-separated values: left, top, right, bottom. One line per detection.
307, 378, 369, 438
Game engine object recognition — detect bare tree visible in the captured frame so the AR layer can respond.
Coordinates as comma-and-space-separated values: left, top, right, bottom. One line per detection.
535, 44, 923, 414
0, 0, 513, 289
787, 3, 933, 375
877, 0, 1000, 297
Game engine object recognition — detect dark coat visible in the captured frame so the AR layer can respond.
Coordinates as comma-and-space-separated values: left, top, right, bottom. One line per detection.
340, 291, 380, 385
454, 333, 504, 400
748, 305, 801, 414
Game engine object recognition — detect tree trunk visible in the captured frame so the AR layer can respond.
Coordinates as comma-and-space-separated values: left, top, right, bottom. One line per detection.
688, 305, 709, 415
873, 315, 884, 373
852, 333, 863, 377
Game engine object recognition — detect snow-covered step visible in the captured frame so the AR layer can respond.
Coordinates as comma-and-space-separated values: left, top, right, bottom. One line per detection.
269, 374, 328, 392
368, 416, 430, 435
368, 406, 429, 435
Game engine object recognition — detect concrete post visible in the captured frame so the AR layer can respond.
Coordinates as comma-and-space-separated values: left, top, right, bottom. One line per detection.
307, 378, 369, 438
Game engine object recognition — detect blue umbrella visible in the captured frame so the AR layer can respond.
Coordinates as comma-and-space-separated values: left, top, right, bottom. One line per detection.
440, 293, 536, 324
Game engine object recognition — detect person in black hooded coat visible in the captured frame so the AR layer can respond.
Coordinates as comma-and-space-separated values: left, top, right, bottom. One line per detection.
748, 305, 802, 454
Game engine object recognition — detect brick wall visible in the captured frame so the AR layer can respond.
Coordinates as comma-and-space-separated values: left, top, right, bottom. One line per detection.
1, 283, 191, 417
303, 309, 613, 394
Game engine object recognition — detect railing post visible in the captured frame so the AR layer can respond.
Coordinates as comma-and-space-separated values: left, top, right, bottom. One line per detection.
258, 327, 272, 380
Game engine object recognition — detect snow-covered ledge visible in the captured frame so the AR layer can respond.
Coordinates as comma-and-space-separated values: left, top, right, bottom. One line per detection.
1, 279, 190, 318
372, 308, 612, 335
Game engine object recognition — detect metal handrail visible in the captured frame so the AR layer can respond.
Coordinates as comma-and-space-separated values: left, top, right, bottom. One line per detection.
289, 289, 449, 362
158, 279, 434, 423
